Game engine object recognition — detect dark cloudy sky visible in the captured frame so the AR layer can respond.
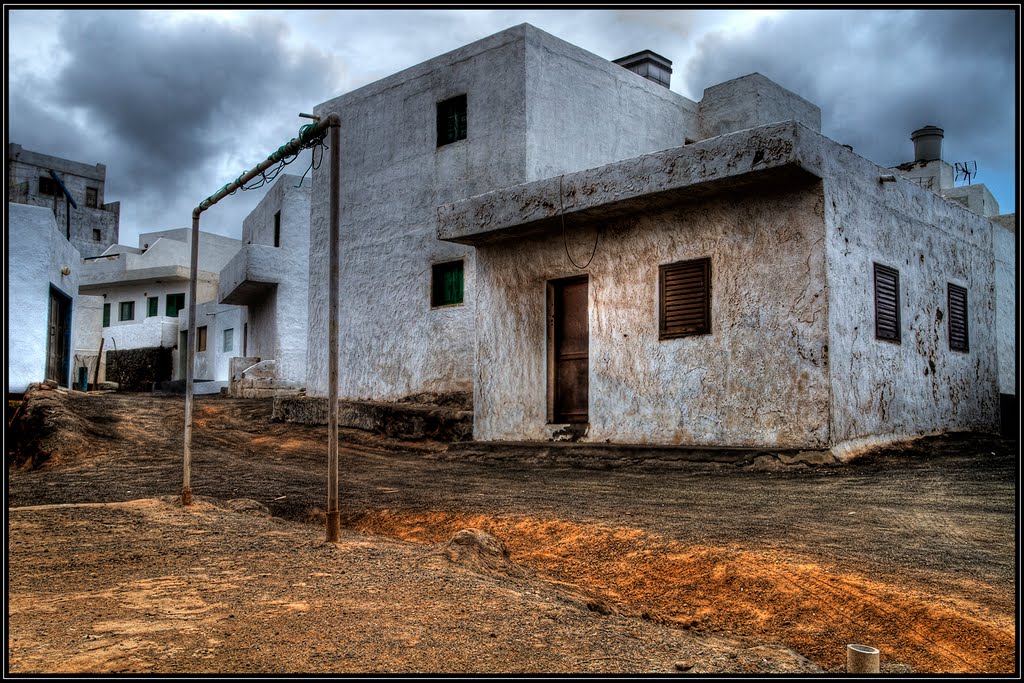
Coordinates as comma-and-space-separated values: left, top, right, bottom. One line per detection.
7, 9, 1018, 246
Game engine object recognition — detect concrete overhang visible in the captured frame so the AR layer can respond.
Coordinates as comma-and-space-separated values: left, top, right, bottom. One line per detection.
79, 264, 193, 294
218, 244, 281, 306
437, 120, 825, 246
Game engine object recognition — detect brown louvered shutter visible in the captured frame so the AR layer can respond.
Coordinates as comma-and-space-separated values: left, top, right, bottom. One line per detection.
873, 263, 901, 343
948, 283, 969, 353
660, 258, 711, 339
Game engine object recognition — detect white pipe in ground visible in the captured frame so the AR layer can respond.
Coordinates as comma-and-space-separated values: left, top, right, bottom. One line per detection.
847, 644, 880, 673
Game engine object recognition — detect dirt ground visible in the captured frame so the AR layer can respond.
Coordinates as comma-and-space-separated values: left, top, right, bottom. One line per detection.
6, 389, 1019, 674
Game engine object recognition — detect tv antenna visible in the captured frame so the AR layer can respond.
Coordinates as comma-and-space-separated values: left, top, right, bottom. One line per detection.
954, 161, 977, 186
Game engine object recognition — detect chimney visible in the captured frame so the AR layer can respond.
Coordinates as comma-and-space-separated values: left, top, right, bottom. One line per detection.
613, 50, 672, 88
911, 125, 944, 162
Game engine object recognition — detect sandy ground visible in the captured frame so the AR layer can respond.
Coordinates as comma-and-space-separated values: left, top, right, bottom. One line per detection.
6, 388, 1018, 674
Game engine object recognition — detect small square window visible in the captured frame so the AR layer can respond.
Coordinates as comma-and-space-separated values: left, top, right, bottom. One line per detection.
166, 293, 185, 318
437, 94, 467, 147
274, 211, 281, 248
660, 258, 711, 339
39, 176, 56, 195
93, 229, 102, 241
147, 296, 159, 318
223, 328, 234, 353
86, 187, 98, 208
873, 263, 901, 343
948, 284, 969, 353
196, 326, 208, 353
102, 303, 110, 328
431, 260, 464, 307
119, 301, 135, 322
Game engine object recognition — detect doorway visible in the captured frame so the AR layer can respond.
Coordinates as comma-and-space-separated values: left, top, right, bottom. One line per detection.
548, 276, 589, 424
45, 287, 72, 387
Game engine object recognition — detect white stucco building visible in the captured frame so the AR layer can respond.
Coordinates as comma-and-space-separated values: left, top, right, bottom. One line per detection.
78, 228, 243, 389
7, 204, 84, 393
296, 22, 1012, 452
218, 175, 311, 397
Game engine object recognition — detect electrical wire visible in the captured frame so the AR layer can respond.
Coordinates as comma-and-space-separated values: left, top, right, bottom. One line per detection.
559, 174, 599, 269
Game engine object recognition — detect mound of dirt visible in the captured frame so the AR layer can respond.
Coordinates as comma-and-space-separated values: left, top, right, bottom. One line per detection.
431, 528, 527, 579
7, 385, 95, 469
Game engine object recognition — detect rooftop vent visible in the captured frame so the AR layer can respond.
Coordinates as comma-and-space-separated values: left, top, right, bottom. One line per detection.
613, 50, 672, 88
911, 125, 943, 162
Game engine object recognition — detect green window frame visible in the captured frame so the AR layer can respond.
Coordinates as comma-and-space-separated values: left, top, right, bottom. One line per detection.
437, 94, 467, 147
102, 303, 110, 327
166, 293, 185, 318
431, 260, 464, 308
147, 296, 159, 318
119, 301, 134, 322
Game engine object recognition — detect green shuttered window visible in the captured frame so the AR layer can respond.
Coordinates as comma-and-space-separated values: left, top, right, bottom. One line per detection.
147, 296, 158, 318
873, 263, 901, 343
166, 293, 185, 318
431, 260, 464, 307
660, 258, 711, 339
102, 303, 110, 328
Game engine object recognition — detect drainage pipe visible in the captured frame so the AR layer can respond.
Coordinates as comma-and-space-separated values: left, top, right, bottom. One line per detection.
847, 644, 880, 673
183, 114, 341, 520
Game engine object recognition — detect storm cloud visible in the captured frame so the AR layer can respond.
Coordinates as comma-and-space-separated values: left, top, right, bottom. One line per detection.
683, 9, 1016, 210
7, 9, 1016, 245
10, 10, 342, 236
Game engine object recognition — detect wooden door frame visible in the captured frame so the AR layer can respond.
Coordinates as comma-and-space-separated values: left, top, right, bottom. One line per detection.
546, 274, 589, 424
46, 285, 73, 387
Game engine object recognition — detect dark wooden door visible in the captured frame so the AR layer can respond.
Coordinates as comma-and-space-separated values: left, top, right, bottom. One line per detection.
46, 288, 71, 386
550, 276, 589, 423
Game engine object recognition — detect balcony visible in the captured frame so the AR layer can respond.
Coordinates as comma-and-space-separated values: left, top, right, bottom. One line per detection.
218, 244, 281, 306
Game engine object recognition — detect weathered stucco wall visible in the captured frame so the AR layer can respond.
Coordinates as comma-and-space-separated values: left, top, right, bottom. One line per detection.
8, 204, 82, 392
306, 23, 754, 401
523, 27, 697, 180
472, 181, 830, 447
822, 143, 1000, 445
7, 144, 119, 258
306, 26, 534, 399
992, 224, 1016, 395
698, 73, 821, 141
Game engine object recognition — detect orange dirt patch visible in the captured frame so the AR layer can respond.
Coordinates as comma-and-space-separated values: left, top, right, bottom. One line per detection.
348, 510, 1015, 674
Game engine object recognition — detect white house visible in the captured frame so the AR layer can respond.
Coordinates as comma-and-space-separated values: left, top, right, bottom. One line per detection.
7, 204, 85, 393
78, 228, 243, 390
294, 22, 1011, 452
218, 175, 311, 397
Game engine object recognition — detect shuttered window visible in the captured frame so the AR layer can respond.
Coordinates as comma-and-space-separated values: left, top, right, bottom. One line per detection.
102, 303, 110, 328
948, 283, 969, 353
431, 260, 464, 307
437, 94, 467, 147
166, 293, 185, 318
873, 263, 900, 343
660, 258, 711, 339
147, 296, 158, 318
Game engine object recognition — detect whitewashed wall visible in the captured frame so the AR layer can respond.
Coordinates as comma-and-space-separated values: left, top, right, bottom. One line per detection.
472, 183, 830, 447
8, 204, 82, 392
822, 141, 999, 446
992, 224, 1016, 395
306, 23, 699, 400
